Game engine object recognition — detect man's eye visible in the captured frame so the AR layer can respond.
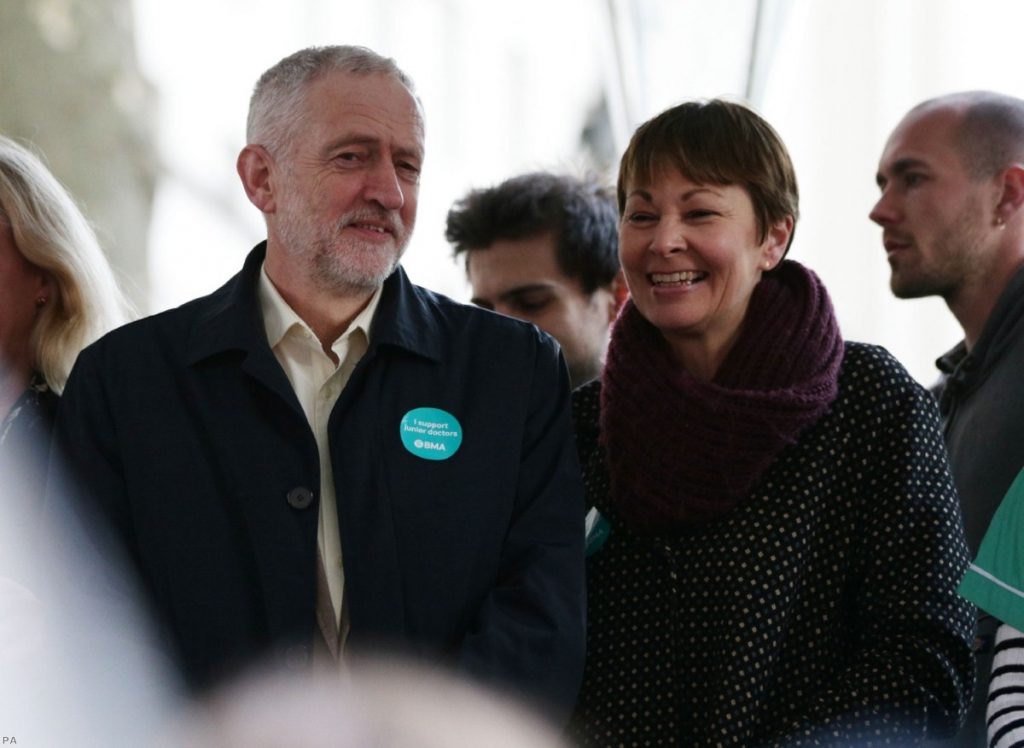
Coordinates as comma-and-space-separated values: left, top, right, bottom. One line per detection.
512, 297, 551, 314
904, 173, 924, 187
396, 161, 421, 182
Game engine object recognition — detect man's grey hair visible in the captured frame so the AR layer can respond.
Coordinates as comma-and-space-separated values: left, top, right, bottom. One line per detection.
246, 45, 416, 157
912, 91, 1024, 178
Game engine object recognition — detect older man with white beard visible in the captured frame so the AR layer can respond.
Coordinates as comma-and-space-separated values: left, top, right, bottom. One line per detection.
47, 45, 586, 721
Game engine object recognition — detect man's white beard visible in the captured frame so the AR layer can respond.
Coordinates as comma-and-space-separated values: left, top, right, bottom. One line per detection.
276, 204, 410, 294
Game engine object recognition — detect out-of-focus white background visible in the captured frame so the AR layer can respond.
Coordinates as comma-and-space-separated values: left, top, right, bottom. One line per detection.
9, 0, 1024, 385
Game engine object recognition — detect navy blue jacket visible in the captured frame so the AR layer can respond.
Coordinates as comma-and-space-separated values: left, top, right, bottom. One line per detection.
51, 244, 586, 713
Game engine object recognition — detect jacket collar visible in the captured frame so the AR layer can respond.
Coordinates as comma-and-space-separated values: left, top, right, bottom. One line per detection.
369, 258, 443, 362
936, 262, 1024, 377
935, 262, 1024, 416
186, 242, 444, 367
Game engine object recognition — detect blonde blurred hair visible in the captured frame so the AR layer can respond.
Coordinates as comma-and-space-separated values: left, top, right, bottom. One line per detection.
0, 136, 132, 392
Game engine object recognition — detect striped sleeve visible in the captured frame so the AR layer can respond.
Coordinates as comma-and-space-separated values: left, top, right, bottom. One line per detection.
989, 624, 1024, 748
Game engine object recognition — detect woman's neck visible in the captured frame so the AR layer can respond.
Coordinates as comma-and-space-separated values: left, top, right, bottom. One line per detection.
665, 324, 744, 383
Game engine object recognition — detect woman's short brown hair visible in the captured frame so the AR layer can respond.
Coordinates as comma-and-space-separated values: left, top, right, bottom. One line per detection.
617, 99, 799, 250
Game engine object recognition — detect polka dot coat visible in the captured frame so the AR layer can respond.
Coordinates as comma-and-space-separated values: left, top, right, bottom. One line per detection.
570, 343, 975, 747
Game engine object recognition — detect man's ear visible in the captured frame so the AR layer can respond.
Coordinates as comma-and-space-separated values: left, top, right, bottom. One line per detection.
995, 164, 1024, 224
609, 270, 629, 320
237, 145, 277, 214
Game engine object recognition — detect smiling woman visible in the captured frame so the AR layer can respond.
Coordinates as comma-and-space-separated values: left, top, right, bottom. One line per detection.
618, 174, 792, 380
569, 99, 977, 746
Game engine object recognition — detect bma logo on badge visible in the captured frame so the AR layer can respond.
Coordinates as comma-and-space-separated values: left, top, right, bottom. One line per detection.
400, 407, 463, 461
412, 438, 447, 452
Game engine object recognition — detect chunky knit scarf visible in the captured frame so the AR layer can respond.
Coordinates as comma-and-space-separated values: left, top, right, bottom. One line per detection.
600, 260, 843, 533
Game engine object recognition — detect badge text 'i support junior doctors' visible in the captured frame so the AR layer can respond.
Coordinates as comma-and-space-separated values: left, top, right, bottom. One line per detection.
399, 407, 463, 461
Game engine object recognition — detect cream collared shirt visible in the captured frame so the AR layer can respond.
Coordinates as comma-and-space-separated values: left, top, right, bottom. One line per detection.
258, 264, 381, 632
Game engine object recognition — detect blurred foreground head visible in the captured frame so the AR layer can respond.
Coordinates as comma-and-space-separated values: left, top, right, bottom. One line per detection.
174, 658, 567, 748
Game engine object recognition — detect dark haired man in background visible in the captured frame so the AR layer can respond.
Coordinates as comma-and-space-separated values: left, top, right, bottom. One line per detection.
446, 172, 625, 387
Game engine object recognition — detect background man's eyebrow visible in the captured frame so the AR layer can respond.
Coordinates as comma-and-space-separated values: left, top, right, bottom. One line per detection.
499, 283, 556, 301
891, 158, 929, 175
877, 157, 929, 187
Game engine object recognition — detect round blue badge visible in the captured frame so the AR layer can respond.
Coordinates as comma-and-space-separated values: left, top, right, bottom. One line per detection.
399, 407, 463, 461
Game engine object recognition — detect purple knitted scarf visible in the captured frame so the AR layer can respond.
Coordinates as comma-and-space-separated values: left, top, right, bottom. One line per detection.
600, 260, 843, 533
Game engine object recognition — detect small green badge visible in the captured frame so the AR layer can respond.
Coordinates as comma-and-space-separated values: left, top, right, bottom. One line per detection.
400, 407, 463, 461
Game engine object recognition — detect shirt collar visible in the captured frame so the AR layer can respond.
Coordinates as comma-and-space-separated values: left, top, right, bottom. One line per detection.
185, 244, 442, 367
935, 340, 968, 376
257, 262, 382, 351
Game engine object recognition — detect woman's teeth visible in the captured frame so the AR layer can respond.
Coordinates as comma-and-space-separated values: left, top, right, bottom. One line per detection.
650, 271, 707, 286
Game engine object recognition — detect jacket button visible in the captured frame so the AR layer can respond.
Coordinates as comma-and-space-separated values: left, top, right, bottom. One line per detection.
286, 487, 314, 510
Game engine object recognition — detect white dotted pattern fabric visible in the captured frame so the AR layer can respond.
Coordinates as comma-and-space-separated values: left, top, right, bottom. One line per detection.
571, 343, 975, 747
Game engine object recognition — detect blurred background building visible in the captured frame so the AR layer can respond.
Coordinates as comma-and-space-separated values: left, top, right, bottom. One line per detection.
3, 0, 1022, 384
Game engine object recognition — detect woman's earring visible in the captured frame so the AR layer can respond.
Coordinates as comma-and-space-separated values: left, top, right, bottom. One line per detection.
35, 296, 47, 308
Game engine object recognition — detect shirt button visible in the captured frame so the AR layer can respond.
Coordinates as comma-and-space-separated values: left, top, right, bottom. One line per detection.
286, 486, 314, 510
